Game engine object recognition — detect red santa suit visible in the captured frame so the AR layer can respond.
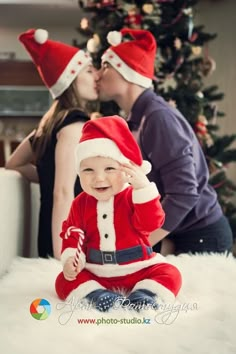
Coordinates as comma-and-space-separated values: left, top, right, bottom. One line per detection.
55, 183, 182, 303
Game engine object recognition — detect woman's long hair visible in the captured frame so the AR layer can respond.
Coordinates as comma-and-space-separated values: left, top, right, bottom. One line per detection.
31, 79, 90, 161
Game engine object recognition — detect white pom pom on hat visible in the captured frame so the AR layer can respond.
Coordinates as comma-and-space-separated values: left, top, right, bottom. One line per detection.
107, 31, 122, 46
34, 29, 48, 44
141, 160, 152, 175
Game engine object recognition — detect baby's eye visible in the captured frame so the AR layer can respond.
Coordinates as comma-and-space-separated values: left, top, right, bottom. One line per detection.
82, 168, 93, 172
106, 167, 116, 171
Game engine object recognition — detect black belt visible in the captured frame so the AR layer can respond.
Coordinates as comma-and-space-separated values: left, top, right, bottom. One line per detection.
88, 245, 153, 265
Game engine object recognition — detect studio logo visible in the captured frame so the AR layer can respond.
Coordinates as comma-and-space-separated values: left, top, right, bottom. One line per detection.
30, 298, 51, 320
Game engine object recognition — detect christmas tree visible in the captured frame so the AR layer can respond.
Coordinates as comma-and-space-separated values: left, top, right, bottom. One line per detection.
76, 0, 236, 241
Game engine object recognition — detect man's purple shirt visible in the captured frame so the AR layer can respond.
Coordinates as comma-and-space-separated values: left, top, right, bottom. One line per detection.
128, 89, 222, 233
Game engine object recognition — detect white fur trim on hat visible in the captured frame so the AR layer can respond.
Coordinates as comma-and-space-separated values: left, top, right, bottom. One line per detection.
34, 29, 48, 44
49, 50, 91, 99
102, 49, 152, 88
75, 138, 130, 174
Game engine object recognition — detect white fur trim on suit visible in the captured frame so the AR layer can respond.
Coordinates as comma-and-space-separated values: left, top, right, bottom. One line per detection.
85, 253, 166, 278
50, 50, 91, 99
131, 279, 175, 303
97, 197, 116, 251
102, 49, 152, 88
61, 248, 86, 270
66, 280, 105, 301
75, 137, 129, 174
132, 182, 159, 204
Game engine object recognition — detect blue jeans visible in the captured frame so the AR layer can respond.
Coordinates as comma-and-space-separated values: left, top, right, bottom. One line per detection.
153, 215, 233, 255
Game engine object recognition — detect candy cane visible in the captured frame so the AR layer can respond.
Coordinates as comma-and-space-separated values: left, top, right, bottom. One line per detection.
64, 226, 85, 268
73, 228, 85, 268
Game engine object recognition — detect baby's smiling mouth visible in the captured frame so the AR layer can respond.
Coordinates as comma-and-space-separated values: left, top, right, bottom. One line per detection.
94, 187, 110, 192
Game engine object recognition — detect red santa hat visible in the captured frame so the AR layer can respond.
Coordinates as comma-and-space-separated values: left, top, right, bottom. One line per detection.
101, 28, 157, 88
18, 28, 92, 99
75, 115, 151, 175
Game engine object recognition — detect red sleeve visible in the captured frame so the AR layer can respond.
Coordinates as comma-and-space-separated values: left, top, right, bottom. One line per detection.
132, 195, 165, 234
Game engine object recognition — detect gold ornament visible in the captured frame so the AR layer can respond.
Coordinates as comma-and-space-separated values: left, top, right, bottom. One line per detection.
174, 38, 182, 50
142, 4, 154, 14
80, 17, 89, 30
192, 46, 202, 56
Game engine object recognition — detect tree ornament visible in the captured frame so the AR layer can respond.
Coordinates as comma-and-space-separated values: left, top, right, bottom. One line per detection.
174, 38, 182, 50
202, 57, 216, 77
142, 4, 154, 15
189, 32, 198, 43
201, 44, 217, 77
192, 46, 202, 56
97, 0, 115, 8
195, 115, 213, 147
183, 7, 194, 39
125, 5, 142, 29
87, 34, 101, 53
80, 17, 89, 30
196, 91, 204, 99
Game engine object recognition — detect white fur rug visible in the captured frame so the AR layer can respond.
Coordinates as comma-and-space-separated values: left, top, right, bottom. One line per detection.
0, 254, 235, 354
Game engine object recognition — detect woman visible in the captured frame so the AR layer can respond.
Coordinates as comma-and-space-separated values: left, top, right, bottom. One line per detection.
5, 29, 98, 259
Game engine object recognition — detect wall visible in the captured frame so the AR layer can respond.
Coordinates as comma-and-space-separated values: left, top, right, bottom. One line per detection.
195, 0, 236, 185
0, 26, 79, 60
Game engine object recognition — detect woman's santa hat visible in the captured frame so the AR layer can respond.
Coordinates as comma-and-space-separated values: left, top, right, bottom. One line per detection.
75, 115, 152, 175
101, 28, 157, 88
18, 28, 92, 99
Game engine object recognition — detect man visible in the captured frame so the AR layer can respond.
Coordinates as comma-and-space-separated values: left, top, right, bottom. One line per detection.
96, 28, 233, 255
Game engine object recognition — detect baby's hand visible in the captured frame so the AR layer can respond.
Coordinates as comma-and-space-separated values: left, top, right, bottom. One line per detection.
120, 161, 150, 190
63, 257, 80, 281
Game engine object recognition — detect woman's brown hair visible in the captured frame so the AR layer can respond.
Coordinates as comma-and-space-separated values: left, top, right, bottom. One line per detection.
31, 79, 90, 161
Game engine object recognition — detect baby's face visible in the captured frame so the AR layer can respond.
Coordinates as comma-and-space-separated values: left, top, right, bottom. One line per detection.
79, 156, 127, 201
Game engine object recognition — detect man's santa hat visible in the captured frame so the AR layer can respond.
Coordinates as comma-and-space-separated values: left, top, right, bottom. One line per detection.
101, 28, 157, 88
75, 115, 151, 175
18, 28, 91, 99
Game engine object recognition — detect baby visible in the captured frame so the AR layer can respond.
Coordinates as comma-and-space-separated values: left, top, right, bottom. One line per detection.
55, 115, 182, 311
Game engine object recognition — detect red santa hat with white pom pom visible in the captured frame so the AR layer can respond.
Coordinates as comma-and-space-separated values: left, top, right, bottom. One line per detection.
18, 28, 91, 99
75, 115, 152, 175
101, 28, 157, 88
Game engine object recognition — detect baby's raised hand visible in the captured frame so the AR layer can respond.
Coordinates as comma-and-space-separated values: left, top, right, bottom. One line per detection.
120, 161, 150, 190
63, 257, 80, 281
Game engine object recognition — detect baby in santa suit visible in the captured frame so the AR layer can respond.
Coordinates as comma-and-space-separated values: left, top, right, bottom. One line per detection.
55, 115, 182, 311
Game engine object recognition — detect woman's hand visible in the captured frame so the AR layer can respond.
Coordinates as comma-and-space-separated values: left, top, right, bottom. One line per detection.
120, 161, 150, 190
63, 257, 80, 281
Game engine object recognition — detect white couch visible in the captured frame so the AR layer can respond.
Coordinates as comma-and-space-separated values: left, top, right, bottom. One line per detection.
0, 168, 39, 277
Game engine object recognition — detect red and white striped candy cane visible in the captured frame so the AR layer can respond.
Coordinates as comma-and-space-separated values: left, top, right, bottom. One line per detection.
64, 226, 85, 268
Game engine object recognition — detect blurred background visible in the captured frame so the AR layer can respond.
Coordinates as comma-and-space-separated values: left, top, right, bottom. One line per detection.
0, 0, 235, 240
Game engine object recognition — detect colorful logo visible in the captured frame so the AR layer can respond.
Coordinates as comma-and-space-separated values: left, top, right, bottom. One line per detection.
30, 298, 51, 320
